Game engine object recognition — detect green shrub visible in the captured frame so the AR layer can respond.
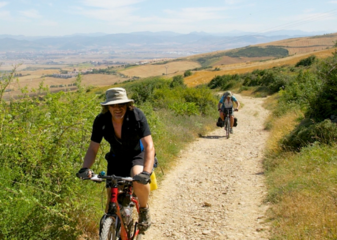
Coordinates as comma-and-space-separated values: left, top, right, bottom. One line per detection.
184, 70, 192, 77
170, 75, 185, 88
168, 102, 199, 116
307, 53, 337, 121
281, 119, 337, 150
125, 77, 169, 104
278, 70, 320, 113
295, 55, 317, 67
0, 83, 104, 239
182, 87, 218, 115
208, 74, 240, 90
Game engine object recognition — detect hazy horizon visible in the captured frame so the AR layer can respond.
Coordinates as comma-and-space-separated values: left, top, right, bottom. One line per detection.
0, 0, 337, 36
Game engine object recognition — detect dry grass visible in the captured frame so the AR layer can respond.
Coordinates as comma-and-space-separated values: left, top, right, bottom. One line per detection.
267, 143, 337, 240
257, 33, 337, 55
81, 74, 124, 87
121, 61, 201, 78
262, 94, 303, 154
273, 192, 337, 239
265, 111, 303, 154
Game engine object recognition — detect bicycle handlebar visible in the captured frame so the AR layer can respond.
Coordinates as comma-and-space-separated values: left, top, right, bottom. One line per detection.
87, 174, 134, 183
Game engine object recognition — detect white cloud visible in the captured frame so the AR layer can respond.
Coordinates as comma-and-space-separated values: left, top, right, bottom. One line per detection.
328, 1, 337, 3
81, 0, 144, 9
19, 9, 42, 19
224, 0, 244, 5
76, 0, 146, 22
283, 11, 336, 22
164, 7, 230, 22
303, 8, 315, 13
79, 8, 138, 21
0, 10, 10, 18
0, 2, 8, 8
39, 20, 58, 26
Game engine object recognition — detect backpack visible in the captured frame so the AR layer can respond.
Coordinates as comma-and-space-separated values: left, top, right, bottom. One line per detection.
134, 108, 158, 168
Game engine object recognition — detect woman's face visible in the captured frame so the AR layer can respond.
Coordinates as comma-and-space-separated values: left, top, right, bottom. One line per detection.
108, 103, 127, 120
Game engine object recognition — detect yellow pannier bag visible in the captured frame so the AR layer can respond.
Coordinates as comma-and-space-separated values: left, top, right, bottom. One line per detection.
150, 171, 158, 191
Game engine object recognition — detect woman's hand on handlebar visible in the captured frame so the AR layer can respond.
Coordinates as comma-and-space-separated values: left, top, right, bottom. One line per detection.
133, 171, 152, 184
76, 168, 93, 179
234, 108, 239, 112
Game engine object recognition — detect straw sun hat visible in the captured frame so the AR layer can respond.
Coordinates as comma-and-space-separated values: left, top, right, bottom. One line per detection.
100, 87, 134, 106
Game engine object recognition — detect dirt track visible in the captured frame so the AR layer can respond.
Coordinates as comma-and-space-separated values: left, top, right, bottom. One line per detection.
143, 94, 271, 240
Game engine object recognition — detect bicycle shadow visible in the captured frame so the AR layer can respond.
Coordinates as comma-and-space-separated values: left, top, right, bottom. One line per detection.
198, 134, 225, 139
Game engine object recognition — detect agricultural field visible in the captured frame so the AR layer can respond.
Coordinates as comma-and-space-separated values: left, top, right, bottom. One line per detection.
120, 60, 201, 78
257, 32, 337, 55
2, 32, 337, 98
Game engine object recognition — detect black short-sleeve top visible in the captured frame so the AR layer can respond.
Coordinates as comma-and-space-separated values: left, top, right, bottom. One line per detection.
90, 107, 151, 157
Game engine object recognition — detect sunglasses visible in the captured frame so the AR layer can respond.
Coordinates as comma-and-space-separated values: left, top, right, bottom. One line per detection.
108, 103, 126, 108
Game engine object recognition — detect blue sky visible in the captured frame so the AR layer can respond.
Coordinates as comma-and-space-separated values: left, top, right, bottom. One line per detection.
0, 0, 337, 36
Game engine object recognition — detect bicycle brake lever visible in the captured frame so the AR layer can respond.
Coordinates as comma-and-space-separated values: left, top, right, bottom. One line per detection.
91, 174, 103, 182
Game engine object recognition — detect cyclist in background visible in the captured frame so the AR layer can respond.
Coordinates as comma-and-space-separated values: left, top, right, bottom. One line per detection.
76, 87, 154, 232
218, 91, 240, 134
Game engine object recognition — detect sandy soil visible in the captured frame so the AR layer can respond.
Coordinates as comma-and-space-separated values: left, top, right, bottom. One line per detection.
143, 94, 271, 240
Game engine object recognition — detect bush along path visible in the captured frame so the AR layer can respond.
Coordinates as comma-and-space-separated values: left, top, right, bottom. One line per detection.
143, 94, 270, 240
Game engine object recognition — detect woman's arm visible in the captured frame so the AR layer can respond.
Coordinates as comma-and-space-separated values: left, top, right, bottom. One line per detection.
82, 141, 100, 169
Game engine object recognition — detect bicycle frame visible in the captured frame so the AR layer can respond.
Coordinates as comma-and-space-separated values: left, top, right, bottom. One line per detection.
224, 108, 231, 139
90, 174, 142, 240
223, 107, 237, 139
109, 181, 140, 239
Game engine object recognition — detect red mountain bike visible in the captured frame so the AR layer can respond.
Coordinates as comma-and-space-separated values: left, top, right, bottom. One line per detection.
88, 172, 143, 240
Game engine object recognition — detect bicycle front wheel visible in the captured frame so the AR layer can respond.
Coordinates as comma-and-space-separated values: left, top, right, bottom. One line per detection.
136, 234, 142, 240
100, 216, 119, 240
225, 117, 230, 139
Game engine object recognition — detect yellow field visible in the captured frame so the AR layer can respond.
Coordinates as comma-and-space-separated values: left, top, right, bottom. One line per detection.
121, 61, 201, 78
184, 48, 337, 87
257, 33, 337, 55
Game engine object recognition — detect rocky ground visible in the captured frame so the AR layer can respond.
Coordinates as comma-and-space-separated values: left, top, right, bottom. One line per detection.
143, 94, 271, 240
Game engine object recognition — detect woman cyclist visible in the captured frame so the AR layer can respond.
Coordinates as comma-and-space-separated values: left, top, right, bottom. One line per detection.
76, 87, 154, 232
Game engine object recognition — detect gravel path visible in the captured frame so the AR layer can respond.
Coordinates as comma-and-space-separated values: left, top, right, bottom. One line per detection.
143, 94, 271, 240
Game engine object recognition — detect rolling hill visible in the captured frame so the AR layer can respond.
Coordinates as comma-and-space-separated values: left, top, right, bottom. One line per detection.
2, 32, 337, 99
119, 33, 337, 87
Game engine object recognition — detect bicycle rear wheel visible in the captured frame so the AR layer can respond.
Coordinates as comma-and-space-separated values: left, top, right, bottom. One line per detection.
100, 216, 119, 240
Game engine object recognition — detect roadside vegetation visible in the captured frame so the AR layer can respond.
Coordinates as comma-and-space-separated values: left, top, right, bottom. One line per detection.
0, 69, 218, 239
207, 51, 337, 239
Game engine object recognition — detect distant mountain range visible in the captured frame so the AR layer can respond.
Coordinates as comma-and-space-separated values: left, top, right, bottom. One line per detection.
0, 30, 330, 54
